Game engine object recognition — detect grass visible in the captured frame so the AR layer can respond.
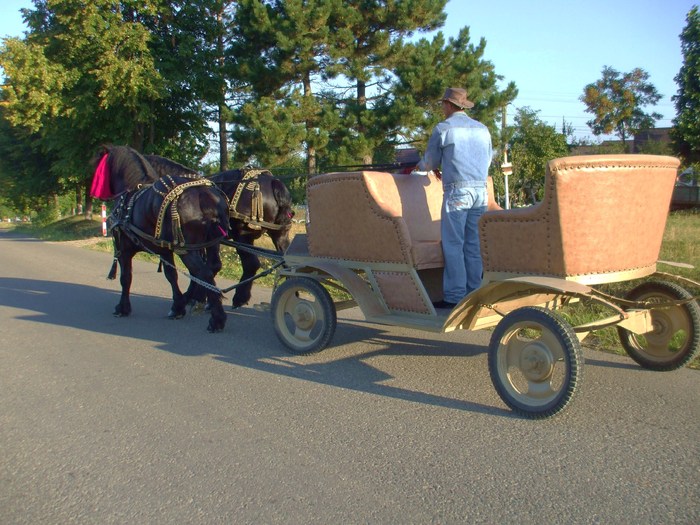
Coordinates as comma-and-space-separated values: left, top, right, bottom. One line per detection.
9, 208, 700, 368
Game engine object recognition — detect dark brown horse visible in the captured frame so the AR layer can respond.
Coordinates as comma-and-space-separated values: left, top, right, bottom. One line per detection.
91, 145, 230, 332
145, 155, 295, 309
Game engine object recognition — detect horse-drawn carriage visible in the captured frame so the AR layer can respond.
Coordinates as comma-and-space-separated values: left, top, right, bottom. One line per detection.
268, 154, 700, 419
92, 148, 699, 419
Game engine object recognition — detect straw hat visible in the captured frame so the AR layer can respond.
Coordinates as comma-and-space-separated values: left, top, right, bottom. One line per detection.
441, 87, 474, 109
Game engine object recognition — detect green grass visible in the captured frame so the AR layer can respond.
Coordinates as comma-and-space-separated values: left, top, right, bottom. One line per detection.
10, 209, 700, 368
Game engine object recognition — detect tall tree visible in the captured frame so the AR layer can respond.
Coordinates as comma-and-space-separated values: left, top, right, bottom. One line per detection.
0, 0, 165, 215
229, 0, 340, 172
325, 0, 447, 165
390, 27, 517, 160
141, 0, 237, 169
581, 66, 662, 149
671, 6, 700, 165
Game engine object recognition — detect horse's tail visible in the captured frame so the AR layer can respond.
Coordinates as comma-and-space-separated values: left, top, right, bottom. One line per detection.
271, 178, 295, 225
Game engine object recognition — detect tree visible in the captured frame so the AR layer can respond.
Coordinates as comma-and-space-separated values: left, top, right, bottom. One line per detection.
323, 0, 447, 165
672, 6, 700, 164
509, 107, 569, 205
229, 0, 340, 172
581, 66, 662, 149
0, 0, 165, 216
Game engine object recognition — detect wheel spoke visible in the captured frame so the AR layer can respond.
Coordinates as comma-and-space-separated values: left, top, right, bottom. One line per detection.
526, 379, 558, 399
504, 334, 529, 369
292, 326, 313, 342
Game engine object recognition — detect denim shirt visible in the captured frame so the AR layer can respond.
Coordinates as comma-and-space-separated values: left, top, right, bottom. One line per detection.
418, 112, 493, 189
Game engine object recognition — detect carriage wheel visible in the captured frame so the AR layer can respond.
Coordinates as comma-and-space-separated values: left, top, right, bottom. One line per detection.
271, 277, 337, 355
617, 280, 700, 371
488, 307, 583, 419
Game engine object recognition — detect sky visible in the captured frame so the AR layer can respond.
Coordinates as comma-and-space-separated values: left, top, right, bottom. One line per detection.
0, 0, 695, 141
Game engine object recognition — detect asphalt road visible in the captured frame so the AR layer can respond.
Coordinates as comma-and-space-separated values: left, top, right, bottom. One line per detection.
1, 229, 698, 524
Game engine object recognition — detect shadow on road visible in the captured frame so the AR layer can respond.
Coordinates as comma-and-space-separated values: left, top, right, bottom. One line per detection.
0, 275, 510, 418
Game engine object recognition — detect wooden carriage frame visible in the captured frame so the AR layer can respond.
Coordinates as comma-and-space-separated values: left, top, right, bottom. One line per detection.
269, 155, 700, 419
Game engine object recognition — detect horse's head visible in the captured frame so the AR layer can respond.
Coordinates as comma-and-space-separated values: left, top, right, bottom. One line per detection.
90, 145, 158, 199
268, 176, 295, 253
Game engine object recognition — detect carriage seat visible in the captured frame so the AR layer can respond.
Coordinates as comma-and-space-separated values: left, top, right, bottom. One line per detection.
479, 154, 681, 284
306, 171, 444, 269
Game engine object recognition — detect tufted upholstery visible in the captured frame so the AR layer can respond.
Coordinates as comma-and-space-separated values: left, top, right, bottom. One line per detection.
306, 171, 444, 269
479, 154, 680, 284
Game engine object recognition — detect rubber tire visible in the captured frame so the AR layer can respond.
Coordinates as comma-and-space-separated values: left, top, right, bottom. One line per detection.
617, 280, 700, 371
271, 277, 337, 355
488, 307, 583, 419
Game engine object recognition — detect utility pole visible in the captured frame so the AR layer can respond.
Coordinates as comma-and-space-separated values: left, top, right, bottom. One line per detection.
501, 105, 512, 209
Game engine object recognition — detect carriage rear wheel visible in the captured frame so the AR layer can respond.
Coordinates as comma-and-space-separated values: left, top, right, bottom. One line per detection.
617, 280, 700, 371
488, 307, 583, 419
272, 277, 337, 355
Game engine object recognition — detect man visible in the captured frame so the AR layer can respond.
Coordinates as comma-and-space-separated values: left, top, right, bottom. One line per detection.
415, 87, 493, 309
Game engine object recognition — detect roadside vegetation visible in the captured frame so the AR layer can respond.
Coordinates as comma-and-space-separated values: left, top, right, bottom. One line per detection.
4, 207, 699, 369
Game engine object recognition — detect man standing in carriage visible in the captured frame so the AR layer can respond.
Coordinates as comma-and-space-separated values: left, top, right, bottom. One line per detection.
415, 87, 493, 309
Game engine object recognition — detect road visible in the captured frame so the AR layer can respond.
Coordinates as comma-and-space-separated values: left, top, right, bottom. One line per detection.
1, 229, 698, 524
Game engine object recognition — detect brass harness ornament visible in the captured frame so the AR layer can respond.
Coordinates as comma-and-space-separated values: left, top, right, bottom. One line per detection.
228, 168, 286, 231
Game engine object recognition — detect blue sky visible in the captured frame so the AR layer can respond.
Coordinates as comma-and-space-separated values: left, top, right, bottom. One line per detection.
1, 0, 695, 141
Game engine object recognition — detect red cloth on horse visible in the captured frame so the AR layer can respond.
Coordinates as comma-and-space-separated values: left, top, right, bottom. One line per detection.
90, 154, 114, 200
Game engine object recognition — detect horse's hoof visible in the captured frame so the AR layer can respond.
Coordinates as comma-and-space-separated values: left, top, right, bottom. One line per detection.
207, 320, 226, 333
189, 301, 206, 314
231, 293, 251, 309
168, 309, 186, 320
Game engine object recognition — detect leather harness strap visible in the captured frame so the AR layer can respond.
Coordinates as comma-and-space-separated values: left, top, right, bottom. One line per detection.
111, 175, 225, 254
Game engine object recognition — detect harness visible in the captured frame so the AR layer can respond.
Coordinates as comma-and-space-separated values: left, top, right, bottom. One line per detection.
109, 175, 225, 255
228, 168, 286, 231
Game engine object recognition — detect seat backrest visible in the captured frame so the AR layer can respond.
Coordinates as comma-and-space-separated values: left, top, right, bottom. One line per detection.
306, 171, 442, 263
480, 154, 680, 281
547, 154, 679, 276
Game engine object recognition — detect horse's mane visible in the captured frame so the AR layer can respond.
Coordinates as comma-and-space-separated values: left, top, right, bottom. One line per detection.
144, 154, 201, 179
102, 145, 159, 190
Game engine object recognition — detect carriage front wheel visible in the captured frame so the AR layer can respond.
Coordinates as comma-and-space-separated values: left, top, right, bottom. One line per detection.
616, 280, 700, 371
488, 307, 583, 419
271, 277, 337, 355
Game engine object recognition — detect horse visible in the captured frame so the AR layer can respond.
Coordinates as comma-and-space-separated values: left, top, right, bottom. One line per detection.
91, 145, 230, 332
144, 155, 295, 309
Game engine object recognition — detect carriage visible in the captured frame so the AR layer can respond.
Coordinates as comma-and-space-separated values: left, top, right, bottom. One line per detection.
267, 154, 700, 419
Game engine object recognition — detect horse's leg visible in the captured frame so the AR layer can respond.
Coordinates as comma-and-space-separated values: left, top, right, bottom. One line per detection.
179, 251, 226, 332
114, 246, 134, 317
232, 233, 260, 309
182, 249, 209, 312
160, 251, 188, 320
200, 245, 223, 313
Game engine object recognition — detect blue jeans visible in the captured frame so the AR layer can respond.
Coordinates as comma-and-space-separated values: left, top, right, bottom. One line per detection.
441, 186, 487, 303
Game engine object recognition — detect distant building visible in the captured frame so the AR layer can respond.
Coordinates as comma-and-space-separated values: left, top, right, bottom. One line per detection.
633, 127, 672, 153
569, 127, 672, 155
